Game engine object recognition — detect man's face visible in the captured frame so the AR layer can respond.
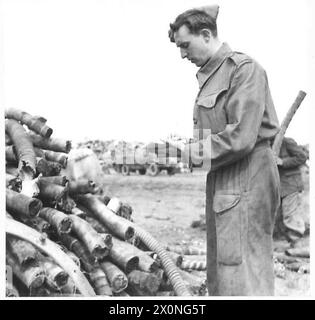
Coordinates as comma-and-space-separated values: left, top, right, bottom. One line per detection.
174, 25, 211, 67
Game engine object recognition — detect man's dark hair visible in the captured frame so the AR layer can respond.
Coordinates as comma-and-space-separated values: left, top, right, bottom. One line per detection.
169, 9, 218, 43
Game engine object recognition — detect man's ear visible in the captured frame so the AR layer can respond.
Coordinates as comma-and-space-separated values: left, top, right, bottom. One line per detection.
200, 29, 212, 42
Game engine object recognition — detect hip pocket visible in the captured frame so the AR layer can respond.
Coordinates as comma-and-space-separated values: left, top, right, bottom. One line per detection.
213, 193, 243, 265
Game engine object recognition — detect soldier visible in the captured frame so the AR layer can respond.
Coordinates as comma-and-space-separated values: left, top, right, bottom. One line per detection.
169, 5, 280, 295
276, 137, 307, 246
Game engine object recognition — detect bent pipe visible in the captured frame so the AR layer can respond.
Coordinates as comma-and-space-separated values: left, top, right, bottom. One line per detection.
133, 225, 191, 296
6, 218, 96, 296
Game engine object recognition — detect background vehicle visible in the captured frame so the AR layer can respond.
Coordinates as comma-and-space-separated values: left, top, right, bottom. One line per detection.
112, 142, 182, 176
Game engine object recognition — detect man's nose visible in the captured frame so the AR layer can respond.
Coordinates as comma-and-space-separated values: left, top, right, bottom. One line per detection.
180, 48, 187, 59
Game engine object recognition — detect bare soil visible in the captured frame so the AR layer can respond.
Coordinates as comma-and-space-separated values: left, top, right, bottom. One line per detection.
101, 169, 310, 297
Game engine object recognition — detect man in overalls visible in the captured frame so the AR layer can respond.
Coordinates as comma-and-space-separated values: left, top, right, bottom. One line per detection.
169, 5, 280, 295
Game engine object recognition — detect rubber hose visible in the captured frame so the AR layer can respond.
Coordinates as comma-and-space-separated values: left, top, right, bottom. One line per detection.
165, 245, 206, 255
180, 260, 207, 271
134, 225, 191, 296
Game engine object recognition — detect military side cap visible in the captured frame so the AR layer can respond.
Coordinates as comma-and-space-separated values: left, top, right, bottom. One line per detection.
198, 4, 219, 21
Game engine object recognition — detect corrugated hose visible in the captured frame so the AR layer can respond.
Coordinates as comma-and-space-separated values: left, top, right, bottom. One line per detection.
133, 225, 191, 296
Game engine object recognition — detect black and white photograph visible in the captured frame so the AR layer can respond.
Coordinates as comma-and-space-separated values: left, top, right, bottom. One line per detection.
1, 0, 313, 301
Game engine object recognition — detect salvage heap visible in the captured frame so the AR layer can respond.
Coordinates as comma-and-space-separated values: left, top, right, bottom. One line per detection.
5, 108, 205, 297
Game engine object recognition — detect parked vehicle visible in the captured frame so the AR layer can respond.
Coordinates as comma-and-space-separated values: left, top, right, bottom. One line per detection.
112, 142, 182, 176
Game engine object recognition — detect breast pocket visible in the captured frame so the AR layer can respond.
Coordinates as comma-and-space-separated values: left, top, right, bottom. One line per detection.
197, 88, 228, 134
213, 193, 243, 266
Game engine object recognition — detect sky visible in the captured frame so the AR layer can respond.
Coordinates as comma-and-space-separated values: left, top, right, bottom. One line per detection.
1, 0, 314, 146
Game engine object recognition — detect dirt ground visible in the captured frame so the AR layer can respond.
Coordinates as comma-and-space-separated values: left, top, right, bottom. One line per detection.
100, 168, 310, 297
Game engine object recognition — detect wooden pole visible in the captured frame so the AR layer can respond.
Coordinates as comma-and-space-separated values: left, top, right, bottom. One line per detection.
272, 90, 307, 156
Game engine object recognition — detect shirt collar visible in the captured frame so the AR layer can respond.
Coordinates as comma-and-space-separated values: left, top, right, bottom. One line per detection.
196, 42, 233, 88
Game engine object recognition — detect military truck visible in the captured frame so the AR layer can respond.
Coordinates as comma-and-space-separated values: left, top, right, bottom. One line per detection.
112, 142, 182, 176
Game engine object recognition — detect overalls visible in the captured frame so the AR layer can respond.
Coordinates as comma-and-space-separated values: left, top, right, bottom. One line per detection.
188, 43, 281, 295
